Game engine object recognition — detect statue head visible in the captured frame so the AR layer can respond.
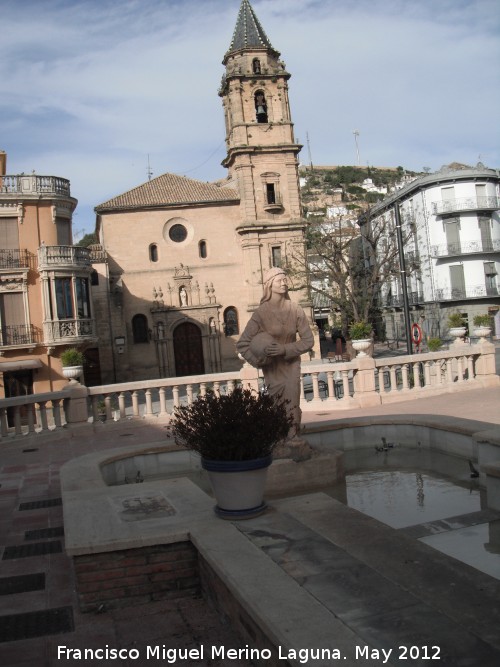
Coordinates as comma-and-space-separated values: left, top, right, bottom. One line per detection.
260, 267, 289, 303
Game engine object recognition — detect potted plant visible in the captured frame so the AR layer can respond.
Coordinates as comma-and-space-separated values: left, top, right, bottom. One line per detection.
170, 386, 293, 519
447, 312, 466, 342
472, 314, 492, 340
426, 337, 442, 352
96, 399, 107, 422
348, 320, 372, 357
60, 348, 84, 383
95, 396, 118, 422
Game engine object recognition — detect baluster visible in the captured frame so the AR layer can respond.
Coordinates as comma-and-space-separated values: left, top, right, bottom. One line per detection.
104, 395, 113, 420
12, 406, 22, 434
456, 355, 464, 383
199, 382, 207, 397
424, 361, 431, 387
27, 403, 36, 432
213, 382, 220, 397
0, 407, 8, 437
467, 355, 474, 381
118, 392, 126, 418
326, 371, 335, 401
132, 391, 140, 416
227, 380, 235, 394
401, 364, 410, 391
159, 387, 167, 415
312, 372, 320, 401
438, 359, 446, 384
412, 362, 421, 388
389, 365, 397, 392
52, 399, 62, 428
38, 401, 49, 431
173, 385, 180, 408
186, 384, 194, 404
300, 376, 305, 400
341, 369, 350, 400
145, 389, 153, 415
91, 396, 99, 421
446, 358, 453, 384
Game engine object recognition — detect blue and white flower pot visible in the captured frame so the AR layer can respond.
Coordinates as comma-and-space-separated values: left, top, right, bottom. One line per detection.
202, 455, 272, 519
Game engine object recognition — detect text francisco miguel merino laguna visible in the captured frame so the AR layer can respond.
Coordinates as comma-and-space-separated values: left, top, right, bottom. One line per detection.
57, 644, 411, 663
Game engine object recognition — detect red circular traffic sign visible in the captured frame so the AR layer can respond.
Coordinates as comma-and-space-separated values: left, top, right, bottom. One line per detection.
411, 323, 423, 345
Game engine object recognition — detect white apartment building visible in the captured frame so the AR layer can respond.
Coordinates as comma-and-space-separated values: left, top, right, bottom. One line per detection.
361, 163, 500, 340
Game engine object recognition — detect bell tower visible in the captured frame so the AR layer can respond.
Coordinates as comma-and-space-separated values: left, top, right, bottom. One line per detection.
220, 0, 312, 316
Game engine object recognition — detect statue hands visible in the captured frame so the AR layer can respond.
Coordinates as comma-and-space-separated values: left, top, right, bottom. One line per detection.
265, 342, 285, 357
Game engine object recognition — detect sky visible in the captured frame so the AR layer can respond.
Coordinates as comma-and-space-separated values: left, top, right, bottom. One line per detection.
1, 0, 499, 237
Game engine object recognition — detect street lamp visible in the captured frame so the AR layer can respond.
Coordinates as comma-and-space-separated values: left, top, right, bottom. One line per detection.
393, 203, 412, 354
353, 130, 360, 166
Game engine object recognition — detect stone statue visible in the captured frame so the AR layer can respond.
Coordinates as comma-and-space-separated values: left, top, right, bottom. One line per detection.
237, 267, 314, 437
180, 287, 187, 307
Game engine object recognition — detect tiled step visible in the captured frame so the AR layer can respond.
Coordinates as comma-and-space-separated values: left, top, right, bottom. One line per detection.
2, 541, 63, 560
0, 573, 45, 596
0, 607, 74, 643
24, 526, 64, 541
18, 498, 62, 511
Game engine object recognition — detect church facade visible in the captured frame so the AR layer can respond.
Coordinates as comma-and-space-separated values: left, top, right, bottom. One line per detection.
92, 0, 318, 384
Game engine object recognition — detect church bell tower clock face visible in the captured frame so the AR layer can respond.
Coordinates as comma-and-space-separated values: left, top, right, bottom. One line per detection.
219, 0, 304, 226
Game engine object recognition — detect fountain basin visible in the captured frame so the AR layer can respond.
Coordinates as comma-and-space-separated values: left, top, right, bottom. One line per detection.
59, 414, 500, 659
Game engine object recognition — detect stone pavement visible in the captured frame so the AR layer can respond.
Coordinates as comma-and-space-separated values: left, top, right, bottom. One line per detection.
0, 386, 499, 666
238, 500, 500, 666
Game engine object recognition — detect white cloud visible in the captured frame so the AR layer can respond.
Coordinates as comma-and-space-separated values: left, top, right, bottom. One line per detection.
1, 0, 498, 233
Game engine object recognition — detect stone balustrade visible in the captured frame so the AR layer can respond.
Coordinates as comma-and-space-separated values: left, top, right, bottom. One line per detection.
0, 390, 68, 437
0, 340, 498, 439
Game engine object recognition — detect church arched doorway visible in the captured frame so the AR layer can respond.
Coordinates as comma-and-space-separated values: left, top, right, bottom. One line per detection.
173, 322, 204, 376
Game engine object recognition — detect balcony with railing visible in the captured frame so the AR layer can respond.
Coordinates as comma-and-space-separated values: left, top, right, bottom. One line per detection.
435, 284, 499, 301
0, 323, 39, 349
38, 245, 92, 270
431, 238, 500, 258
43, 318, 97, 344
385, 291, 425, 308
432, 196, 500, 216
0, 249, 31, 269
263, 193, 284, 212
0, 174, 71, 197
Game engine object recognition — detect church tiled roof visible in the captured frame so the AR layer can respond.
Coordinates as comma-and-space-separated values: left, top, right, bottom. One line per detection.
226, 0, 276, 54
95, 173, 239, 212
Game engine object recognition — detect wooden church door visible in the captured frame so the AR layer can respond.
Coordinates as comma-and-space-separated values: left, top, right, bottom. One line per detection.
173, 322, 204, 376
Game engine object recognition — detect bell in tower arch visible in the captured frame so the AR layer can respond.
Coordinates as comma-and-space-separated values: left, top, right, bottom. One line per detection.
254, 91, 268, 123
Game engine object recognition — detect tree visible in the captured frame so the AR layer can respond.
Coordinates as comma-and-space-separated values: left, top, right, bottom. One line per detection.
76, 233, 97, 247
287, 211, 411, 338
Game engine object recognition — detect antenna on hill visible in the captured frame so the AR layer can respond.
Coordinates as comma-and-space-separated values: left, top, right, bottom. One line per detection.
353, 130, 360, 166
147, 154, 153, 181
306, 132, 314, 172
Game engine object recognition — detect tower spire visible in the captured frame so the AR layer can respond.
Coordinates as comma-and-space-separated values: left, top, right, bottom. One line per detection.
225, 0, 278, 59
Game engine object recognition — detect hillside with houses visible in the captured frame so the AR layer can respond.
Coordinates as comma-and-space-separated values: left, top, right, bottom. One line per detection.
299, 164, 421, 221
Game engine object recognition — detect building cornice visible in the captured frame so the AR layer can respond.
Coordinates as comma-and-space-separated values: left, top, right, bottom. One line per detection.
365, 165, 500, 218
